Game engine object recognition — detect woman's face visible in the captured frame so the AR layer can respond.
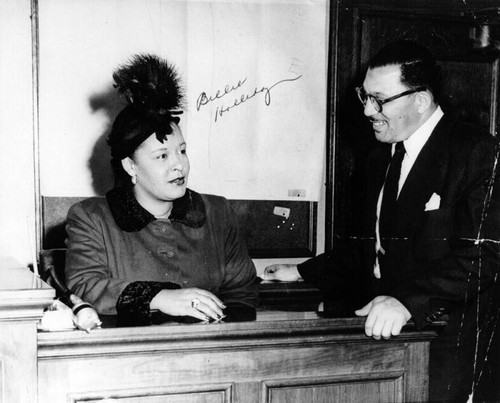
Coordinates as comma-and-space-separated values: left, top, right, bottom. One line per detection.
122, 124, 190, 213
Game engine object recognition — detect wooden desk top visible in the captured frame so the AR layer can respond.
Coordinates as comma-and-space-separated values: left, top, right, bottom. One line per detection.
0, 256, 52, 292
37, 308, 438, 360
0, 256, 55, 320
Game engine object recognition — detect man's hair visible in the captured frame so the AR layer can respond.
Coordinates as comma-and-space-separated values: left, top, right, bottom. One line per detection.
368, 40, 441, 100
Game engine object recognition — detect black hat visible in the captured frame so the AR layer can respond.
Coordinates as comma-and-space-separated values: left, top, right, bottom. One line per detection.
108, 54, 184, 161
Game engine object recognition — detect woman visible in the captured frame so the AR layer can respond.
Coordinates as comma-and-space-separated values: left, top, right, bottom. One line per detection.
65, 54, 257, 326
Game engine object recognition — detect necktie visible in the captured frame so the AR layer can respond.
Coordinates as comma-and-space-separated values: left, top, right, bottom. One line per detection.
379, 142, 405, 250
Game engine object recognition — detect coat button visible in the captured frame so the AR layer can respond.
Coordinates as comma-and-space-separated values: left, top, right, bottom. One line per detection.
161, 226, 168, 233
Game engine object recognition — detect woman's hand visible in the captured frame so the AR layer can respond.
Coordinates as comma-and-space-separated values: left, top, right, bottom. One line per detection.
150, 288, 226, 322
262, 264, 302, 282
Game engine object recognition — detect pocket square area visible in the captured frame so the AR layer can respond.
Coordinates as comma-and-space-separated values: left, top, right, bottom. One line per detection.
425, 192, 441, 211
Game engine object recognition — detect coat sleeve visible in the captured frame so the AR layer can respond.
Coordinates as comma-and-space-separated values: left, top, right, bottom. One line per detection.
297, 145, 386, 307
215, 200, 258, 320
393, 137, 500, 329
297, 236, 370, 308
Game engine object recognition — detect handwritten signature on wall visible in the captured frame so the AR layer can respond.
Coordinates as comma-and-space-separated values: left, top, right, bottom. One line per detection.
196, 75, 303, 123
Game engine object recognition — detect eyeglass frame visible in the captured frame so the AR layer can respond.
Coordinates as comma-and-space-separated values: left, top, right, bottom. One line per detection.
355, 86, 427, 113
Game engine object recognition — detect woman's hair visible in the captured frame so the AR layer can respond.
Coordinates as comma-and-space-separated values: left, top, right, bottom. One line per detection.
107, 54, 184, 187
368, 40, 442, 102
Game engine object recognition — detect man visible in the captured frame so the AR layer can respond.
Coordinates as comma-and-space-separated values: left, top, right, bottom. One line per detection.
264, 41, 500, 402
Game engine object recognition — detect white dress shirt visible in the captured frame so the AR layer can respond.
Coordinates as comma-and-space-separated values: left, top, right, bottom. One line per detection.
373, 106, 444, 278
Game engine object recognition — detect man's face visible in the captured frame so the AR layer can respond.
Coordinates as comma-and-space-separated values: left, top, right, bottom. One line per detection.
361, 65, 422, 143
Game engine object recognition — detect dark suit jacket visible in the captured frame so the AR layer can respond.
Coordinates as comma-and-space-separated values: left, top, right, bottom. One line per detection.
299, 114, 500, 401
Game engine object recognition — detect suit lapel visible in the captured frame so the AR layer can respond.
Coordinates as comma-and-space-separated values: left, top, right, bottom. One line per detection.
394, 115, 453, 235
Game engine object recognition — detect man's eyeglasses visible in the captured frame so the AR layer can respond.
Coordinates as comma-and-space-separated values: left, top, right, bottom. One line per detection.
355, 86, 426, 113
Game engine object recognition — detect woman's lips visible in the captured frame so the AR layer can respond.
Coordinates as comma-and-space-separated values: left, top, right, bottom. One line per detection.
170, 177, 185, 185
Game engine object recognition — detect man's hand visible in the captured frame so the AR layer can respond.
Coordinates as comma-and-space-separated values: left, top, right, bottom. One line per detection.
355, 295, 411, 340
262, 264, 302, 282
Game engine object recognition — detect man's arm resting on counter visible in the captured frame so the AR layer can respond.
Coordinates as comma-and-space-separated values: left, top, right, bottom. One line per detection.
262, 264, 302, 282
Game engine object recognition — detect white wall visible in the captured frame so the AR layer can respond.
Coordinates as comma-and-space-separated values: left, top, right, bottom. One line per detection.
0, 0, 37, 266
38, 0, 328, 202
0, 0, 326, 270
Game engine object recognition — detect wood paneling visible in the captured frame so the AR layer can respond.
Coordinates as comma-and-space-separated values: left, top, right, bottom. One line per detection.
37, 312, 436, 403
263, 372, 404, 403
68, 384, 232, 403
0, 322, 39, 403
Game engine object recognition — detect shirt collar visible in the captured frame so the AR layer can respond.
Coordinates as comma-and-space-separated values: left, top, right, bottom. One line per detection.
106, 186, 207, 232
399, 106, 444, 159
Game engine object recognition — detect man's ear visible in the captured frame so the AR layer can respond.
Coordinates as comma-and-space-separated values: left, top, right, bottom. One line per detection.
121, 157, 135, 177
416, 90, 433, 114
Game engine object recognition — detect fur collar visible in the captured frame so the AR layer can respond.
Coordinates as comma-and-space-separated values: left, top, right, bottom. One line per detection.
106, 186, 206, 232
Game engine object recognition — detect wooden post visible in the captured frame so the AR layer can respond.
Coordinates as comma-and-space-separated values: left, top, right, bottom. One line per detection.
0, 257, 54, 403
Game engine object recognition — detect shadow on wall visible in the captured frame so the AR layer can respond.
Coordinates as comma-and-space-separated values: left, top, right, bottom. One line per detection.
87, 85, 125, 195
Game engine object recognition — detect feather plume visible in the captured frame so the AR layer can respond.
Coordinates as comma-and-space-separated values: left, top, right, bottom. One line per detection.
113, 54, 183, 117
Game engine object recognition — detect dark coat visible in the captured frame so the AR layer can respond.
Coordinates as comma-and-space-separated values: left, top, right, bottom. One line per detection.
299, 114, 500, 402
65, 188, 258, 322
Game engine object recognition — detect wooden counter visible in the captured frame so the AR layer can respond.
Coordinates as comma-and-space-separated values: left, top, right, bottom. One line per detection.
1, 258, 437, 403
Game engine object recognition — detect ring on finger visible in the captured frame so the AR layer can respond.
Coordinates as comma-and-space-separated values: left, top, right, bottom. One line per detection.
191, 298, 201, 309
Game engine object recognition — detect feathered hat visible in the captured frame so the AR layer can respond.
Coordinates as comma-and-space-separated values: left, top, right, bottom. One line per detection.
107, 54, 184, 161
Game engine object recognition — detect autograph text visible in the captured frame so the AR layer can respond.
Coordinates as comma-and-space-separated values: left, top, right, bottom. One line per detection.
196, 75, 302, 123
